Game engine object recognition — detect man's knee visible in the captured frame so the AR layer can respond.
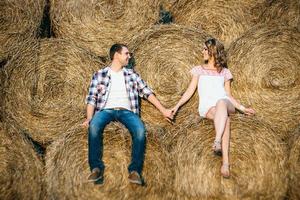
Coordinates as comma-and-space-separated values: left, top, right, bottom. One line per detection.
134, 127, 146, 141
88, 122, 105, 137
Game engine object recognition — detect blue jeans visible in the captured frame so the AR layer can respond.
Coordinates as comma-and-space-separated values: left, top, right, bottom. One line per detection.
88, 109, 146, 174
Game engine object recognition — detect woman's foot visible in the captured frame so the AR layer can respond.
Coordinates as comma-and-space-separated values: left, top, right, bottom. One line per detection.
213, 140, 222, 156
221, 163, 230, 178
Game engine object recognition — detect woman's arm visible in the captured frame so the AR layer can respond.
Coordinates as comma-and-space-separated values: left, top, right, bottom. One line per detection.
172, 75, 199, 114
224, 81, 255, 115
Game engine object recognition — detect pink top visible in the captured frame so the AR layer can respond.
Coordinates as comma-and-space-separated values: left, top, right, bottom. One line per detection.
190, 65, 233, 81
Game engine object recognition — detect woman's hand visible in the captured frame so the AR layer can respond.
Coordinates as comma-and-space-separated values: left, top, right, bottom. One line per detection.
244, 107, 255, 115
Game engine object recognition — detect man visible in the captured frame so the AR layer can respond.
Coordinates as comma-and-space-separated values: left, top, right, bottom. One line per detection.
82, 44, 173, 185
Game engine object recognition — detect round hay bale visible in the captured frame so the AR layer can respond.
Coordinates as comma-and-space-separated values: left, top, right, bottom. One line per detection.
0, 67, 5, 121
45, 123, 174, 200
168, 0, 265, 47
50, 0, 161, 56
4, 38, 105, 145
0, 0, 45, 61
0, 123, 44, 200
227, 24, 300, 139
252, 0, 300, 29
172, 115, 288, 200
129, 24, 211, 128
288, 126, 300, 200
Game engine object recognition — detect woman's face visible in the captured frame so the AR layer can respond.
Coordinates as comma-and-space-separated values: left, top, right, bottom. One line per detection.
202, 45, 210, 61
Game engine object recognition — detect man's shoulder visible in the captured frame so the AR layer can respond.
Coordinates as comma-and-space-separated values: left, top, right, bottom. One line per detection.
94, 66, 109, 76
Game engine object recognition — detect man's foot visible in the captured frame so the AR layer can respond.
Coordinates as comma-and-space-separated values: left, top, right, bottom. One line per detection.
221, 163, 230, 178
87, 168, 104, 182
128, 171, 143, 185
213, 140, 222, 156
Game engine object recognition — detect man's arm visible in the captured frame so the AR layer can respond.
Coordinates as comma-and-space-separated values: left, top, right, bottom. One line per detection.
82, 104, 95, 128
147, 94, 173, 122
82, 72, 99, 127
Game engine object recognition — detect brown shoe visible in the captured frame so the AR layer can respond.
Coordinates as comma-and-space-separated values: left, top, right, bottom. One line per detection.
87, 168, 103, 182
128, 171, 142, 185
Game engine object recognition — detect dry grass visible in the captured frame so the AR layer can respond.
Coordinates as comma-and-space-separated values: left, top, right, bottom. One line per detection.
0, 123, 44, 200
167, 0, 265, 47
171, 115, 288, 200
50, 0, 162, 56
252, 0, 300, 29
45, 123, 175, 200
3, 39, 105, 145
227, 23, 300, 139
0, 0, 45, 61
287, 126, 300, 200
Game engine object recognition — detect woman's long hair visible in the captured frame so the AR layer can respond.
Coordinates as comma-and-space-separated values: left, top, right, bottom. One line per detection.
205, 38, 228, 72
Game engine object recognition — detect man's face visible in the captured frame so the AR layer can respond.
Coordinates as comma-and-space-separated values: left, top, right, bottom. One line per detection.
117, 47, 131, 66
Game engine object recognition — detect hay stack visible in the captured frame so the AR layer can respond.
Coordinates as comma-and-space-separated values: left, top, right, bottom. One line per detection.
168, 0, 265, 47
171, 115, 288, 200
227, 24, 300, 139
129, 24, 210, 128
288, 126, 300, 200
0, 123, 44, 200
50, 0, 161, 56
252, 0, 300, 29
0, 68, 4, 121
4, 39, 105, 145
45, 123, 174, 200
0, 0, 45, 61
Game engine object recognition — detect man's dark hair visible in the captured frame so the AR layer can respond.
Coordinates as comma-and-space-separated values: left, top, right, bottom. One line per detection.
109, 43, 128, 60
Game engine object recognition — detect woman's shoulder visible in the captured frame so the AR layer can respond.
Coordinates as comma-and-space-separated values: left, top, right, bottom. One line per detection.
190, 65, 203, 75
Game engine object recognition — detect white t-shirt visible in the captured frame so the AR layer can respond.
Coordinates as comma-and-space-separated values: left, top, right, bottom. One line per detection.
104, 69, 131, 110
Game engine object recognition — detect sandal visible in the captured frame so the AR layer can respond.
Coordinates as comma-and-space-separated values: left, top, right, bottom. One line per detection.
213, 140, 222, 156
221, 163, 230, 178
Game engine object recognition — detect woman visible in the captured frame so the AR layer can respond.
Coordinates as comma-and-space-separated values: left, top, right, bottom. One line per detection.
171, 38, 255, 178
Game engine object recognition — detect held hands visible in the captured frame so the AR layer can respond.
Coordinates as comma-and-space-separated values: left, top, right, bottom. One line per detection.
171, 105, 180, 116
161, 108, 175, 123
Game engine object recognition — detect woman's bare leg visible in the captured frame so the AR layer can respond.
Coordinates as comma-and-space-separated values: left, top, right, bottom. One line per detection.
206, 99, 235, 177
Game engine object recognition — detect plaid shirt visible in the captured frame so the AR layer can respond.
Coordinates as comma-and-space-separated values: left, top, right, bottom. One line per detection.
86, 66, 153, 115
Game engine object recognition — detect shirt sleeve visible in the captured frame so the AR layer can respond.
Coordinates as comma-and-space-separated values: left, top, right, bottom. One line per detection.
224, 68, 233, 82
190, 66, 201, 76
85, 72, 99, 106
136, 73, 153, 99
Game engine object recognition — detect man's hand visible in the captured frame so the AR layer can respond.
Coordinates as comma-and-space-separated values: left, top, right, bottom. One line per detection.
162, 108, 174, 123
82, 118, 91, 128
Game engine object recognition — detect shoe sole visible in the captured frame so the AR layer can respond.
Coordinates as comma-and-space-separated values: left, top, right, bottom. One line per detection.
129, 179, 142, 185
87, 175, 103, 182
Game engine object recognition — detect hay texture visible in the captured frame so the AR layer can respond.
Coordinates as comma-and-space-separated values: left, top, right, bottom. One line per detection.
4, 39, 104, 145
227, 24, 300, 139
50, 0, 161, 56
252, 0, 300, 29
0, 123, 44, 200
45, 123, 174, 200
129, 24, 211, 128
288, 126, 300, 200
171, 115, 288, 200
0, 0, 45, 61
0, 68, 4, 121
168, 0, 265, 47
